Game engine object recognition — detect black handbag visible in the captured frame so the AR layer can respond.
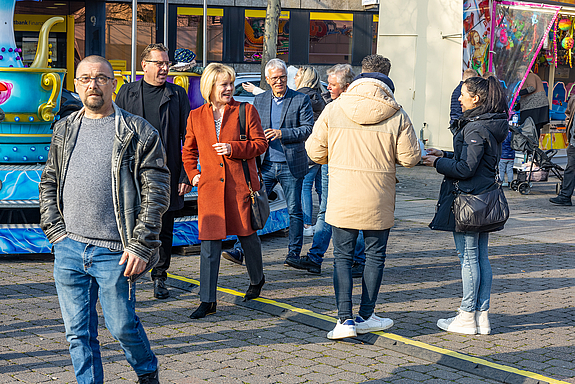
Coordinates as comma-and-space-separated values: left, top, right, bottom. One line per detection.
238, 102, 270, 230
452, 181, 509, 233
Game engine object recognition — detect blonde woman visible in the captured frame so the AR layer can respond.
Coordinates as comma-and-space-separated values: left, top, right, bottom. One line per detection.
182, 63, 268, 319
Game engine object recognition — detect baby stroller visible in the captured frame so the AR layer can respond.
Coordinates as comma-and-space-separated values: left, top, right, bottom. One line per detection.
509, 117, 564, 195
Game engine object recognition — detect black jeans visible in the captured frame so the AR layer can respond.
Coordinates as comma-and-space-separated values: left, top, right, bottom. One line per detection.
151, 210, 176, 280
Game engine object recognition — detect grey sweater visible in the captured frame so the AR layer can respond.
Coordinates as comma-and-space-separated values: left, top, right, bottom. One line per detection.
62, 113, 123, 251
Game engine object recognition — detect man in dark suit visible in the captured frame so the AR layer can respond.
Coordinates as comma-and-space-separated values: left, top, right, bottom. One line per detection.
222, 58, 314, 266
115, 43, 192, 299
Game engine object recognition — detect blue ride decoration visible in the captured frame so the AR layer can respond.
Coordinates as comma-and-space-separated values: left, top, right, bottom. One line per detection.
0, 0, 66, 164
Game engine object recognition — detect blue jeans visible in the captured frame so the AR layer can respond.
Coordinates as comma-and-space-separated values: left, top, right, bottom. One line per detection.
453, 232, 492, 312
307, 164, 365, 265
235, 161, 304, 257
302, 163, 322, 226
53, 237, 157, 383
332, 227, 390, 321
499, 159, 514, 183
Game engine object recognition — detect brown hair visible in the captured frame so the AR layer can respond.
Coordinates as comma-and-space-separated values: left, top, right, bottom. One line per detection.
140, 43, 169, 62
361, 55, 391, 76
464, 76, 508, 117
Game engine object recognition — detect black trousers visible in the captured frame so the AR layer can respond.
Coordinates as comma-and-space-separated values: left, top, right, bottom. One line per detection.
559, 144, 575, 198
199, 232, 264, 303
151, 210, 176, 280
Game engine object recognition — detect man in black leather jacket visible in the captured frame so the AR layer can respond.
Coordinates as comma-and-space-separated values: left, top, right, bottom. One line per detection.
116, 43, 191, 299
39, 56, 170, 384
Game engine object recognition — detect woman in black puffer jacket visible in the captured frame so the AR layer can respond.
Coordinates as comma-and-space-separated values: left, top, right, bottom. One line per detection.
422, 76, 509, 336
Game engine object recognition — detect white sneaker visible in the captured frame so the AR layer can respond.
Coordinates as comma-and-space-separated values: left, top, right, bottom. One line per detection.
437, 309, 477, 335
303, 225, 315, 237
355, 314, 394, 334
327, 319, 357, 339
475, 310, 491, 335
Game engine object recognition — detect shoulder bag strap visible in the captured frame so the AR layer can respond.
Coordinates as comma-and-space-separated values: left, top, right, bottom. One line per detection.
239, 103, 254, 192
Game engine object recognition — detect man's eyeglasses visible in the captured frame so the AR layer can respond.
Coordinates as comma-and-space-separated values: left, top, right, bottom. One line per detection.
145, 60, 172, 68
269, 75, 287, 83
75, 75, 113, 86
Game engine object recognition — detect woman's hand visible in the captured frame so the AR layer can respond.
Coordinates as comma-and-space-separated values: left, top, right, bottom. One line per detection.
421, 155, 438, 167
212, 143, 231, 156
192, 174, 201, 186
425, 148, 443, 157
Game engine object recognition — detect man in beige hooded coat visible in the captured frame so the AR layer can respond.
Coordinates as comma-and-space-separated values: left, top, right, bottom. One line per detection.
306, 75, 421, 339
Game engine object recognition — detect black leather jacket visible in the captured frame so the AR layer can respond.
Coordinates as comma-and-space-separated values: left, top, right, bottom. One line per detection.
39, 104, 171, 263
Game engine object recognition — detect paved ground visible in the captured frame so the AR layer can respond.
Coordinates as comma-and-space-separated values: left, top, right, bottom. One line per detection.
1, 165, 575, 383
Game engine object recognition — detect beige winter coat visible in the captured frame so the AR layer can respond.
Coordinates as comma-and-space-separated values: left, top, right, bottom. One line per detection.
306, 78, 421, 230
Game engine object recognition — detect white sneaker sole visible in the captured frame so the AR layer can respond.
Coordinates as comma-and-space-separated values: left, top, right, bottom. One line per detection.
356, 319, 394, 334
327, 328, 357, 339
437, 319, 477, 335
476, 326, 491, 335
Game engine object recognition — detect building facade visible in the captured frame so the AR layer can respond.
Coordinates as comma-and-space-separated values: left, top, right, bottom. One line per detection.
14, 0, 379, 89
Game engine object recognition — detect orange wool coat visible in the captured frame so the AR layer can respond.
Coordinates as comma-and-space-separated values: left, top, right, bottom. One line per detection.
182, 100, 268, 240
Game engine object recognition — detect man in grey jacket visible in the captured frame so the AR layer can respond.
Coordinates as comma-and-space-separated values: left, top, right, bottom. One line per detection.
39, 55, 170, 384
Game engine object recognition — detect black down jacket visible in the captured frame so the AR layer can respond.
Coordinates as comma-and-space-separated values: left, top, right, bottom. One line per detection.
429, 111, 509, 232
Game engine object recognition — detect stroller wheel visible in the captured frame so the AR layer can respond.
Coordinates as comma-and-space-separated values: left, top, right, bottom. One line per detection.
557, 183, 562, 195
518, 182, 531, 195
510, 180, 519, 191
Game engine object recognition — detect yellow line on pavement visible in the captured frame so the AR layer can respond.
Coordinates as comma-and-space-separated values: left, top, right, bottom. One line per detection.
167, 272, 569, 384
378, 332, 570, 384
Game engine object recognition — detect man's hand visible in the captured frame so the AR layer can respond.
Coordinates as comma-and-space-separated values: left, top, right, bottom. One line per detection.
264, 129, 282, 141
119, 251, 147, 277
178, 183, 192, 196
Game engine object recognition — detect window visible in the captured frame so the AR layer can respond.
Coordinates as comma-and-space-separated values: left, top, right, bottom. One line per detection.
244, 10, 289, 62
309, 12, 353, 64
105, 3, 156, 71
177, 8, 223, 62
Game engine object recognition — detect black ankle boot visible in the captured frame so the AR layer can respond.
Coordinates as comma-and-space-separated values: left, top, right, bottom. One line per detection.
243, 276, 265, 301
138, 368, 159, 384
190, 302, 216, 319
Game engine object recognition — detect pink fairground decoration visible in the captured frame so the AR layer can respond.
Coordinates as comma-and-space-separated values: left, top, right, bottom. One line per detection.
0, 81, 13, 104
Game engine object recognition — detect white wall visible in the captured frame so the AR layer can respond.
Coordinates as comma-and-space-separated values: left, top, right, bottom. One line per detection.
377, 0, 462, 150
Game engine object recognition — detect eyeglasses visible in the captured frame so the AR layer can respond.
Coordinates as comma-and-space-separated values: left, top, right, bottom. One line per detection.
75, 75, 113, 86
269, 75, 287, 83
145, 60, 172, 68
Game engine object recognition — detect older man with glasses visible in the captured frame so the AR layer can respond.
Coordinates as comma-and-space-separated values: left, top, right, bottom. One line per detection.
222, 58, 314, 267
40, 55, 169, 383
116, 43, 192, 300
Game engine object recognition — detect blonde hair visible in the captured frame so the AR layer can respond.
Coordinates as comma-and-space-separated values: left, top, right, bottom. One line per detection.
295, 66, 321, 92
200, 63, 236, 103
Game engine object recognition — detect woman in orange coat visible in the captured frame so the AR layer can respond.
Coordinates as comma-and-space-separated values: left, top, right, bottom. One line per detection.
183, 63, 268, 319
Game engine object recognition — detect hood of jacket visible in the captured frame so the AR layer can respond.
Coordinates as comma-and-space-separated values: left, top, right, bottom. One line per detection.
337, 78, 401, 125
353, 72, 395, 93
454, 112, 509, 143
